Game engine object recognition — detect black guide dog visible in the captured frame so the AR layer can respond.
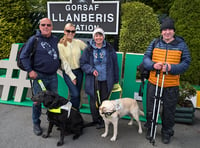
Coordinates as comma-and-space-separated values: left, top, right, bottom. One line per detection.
32, 91, 93, 146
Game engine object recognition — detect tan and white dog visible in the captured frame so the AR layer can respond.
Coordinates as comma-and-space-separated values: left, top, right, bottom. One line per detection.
99, 98, 144, 141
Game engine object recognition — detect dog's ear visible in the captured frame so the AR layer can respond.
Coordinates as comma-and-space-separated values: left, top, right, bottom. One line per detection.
99, 106, 102, 112
100, 107, 106, 113
43, 92, 69, 108
31, 91, 45, 103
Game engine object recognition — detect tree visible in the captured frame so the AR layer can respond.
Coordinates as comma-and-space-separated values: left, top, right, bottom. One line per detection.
152, 0, 174, 15
170, 0, 200, 85
0, 0, 32, 59
119, 1, 160, 53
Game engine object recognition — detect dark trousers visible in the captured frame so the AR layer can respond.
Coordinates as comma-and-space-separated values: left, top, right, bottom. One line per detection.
63, 68, 83, 110
146, 82, 179, 136
90, 81, 110, 123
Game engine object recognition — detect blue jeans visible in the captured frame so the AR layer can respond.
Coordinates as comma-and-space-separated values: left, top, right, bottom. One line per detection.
62, 68, 83, 110
32, 72, 58, 125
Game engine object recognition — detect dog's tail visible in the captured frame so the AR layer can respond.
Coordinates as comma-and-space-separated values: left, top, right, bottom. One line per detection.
139, 110, 144, 116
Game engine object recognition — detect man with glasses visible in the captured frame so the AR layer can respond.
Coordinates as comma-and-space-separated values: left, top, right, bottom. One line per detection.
20, 18, 60, 136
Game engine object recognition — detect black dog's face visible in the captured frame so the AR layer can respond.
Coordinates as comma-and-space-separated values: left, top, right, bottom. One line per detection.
31, 91, 68, 109
31, 91, 46, 103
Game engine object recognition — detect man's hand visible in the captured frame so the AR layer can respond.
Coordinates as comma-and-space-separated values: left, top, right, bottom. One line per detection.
29, 70, 37, 79
162, 63, 171, 72
153, 62, 163, 70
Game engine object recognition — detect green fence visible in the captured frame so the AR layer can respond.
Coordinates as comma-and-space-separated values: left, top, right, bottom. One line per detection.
0, 43, 149, 122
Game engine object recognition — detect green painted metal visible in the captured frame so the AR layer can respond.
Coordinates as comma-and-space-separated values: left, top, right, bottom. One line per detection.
0, 51, 151, 122
109, 52, 123, 100
122, 53, 147, 121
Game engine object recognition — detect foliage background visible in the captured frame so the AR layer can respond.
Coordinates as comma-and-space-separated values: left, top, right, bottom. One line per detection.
169, 0, 200, 84
119, 2, 160, 53
0, 0, 32, 59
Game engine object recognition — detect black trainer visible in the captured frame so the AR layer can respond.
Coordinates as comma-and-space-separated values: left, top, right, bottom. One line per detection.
96, 122, 105, 129
162, 134, 171, 144
96, 119, 105, 129
146, 128, 151, 140
33, 124, 43, 136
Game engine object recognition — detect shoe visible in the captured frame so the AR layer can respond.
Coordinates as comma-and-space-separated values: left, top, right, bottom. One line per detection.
96, 122, 105, 129
146, 128, 151, 140
162, 134, 171, 144
33, 124, 43, 136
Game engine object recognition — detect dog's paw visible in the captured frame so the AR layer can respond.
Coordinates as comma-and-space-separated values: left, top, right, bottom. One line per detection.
128, 120, 133, 125
138, 129, 142, 134
110, 136, 117, 141
101, 133, 107, 138
57, 141, 64, 146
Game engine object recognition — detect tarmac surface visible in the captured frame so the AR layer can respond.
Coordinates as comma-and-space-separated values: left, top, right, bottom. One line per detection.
0, 103, 200, 148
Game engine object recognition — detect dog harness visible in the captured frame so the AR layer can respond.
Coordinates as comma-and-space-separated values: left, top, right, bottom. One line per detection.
102, 110, 116, 118
48, 102, 72, 118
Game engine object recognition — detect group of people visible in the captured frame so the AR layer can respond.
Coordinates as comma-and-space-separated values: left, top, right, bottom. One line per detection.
20, 17, 191, 145
20, 18, 119, 136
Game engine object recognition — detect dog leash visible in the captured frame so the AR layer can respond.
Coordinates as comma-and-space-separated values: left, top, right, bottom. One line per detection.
95, 76, 101, 108
38, 79, 46, 91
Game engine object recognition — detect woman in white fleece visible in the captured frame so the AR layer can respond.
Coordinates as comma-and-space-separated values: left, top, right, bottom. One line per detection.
58, 23, 87, 110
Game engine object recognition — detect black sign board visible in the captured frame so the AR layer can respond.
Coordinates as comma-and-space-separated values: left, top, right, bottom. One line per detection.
47, 0, 119, 35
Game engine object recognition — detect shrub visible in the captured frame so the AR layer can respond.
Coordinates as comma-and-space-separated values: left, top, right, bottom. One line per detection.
119, 2, 160, 53
0, 0, 32, 59
170, 0, 200, 85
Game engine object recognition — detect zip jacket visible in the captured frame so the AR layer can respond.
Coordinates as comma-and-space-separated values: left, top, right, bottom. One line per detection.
143, 36, 191, 87
80, 39, 119, 97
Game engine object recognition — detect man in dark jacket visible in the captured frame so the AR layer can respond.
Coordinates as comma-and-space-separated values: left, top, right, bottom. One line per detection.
20, 18, 60, 136
80, 27, 119, 129
143, 17, 191, 144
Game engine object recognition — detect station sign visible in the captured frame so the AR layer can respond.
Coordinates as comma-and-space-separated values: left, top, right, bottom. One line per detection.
47, 0, 119, 34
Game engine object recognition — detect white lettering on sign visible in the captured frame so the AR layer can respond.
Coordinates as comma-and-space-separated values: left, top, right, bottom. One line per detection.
76, 24, 99, 31
51, 13, 114, 23
59, 13, 64, 22
52, 13, 58, 21
65, 4, 100, 11
66, 14, 73, 22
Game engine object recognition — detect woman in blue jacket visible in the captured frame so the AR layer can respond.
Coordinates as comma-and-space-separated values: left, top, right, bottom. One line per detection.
80, 27, 119, 129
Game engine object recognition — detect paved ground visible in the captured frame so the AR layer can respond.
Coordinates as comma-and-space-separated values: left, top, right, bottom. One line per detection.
0, 103, 199, 148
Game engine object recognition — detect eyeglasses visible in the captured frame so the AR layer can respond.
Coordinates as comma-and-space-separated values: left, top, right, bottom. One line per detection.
65, 30, 76, 33
40, 24, 52, 27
